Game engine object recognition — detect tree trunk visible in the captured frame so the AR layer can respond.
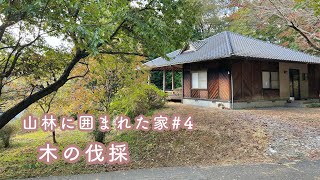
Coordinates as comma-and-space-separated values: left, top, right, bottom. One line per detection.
0, 49, 89, 129
52, 131, 57, 144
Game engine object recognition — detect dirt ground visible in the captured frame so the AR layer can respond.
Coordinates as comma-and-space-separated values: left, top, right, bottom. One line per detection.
242, 107, 320, 161
140, 102, 320, 167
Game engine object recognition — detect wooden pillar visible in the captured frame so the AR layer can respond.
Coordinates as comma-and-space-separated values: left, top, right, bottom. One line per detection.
172, 69, 175, 90
163, 70, 166, 92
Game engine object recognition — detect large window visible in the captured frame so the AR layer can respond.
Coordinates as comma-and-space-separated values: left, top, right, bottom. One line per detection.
192, 71, 207, 89
262, 71, 279, 89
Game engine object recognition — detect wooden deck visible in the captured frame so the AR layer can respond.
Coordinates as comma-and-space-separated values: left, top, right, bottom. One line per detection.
165, 88, 183, 101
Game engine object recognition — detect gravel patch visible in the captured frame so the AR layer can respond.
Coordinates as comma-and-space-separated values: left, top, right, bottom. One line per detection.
234, 107, 320, 161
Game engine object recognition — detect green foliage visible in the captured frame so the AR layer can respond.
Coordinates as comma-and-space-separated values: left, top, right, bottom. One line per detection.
151, 71, 182, 90
91, 121, 107, 143
110, 84, 167, 118
150, 71, 163, 89
306, 103, 320, 108
86, 55, 149, 143
0, 124, 16, 148
0, 0, 203, 128
228, 8, 282, 43
145, 84, 167, 109
226, 4, 302, 51
165, 71, 182, 90
193, 0, 228, 39
0, 130, 93, 179
295, 0, 320, 16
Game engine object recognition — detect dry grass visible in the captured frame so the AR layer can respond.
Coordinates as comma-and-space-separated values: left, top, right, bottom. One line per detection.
0, 103, 274, 179
106, 102, 271, 171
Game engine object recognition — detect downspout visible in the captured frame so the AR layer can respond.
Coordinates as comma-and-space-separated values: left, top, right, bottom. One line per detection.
231, 72, 234, 109
225, 31, 235, 109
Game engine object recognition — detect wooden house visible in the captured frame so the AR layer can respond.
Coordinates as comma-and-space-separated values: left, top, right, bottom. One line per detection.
145, 31, 320, 109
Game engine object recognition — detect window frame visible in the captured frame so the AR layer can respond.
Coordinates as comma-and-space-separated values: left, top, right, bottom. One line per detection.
262, 71, 279, 90
191, 70, 208, 90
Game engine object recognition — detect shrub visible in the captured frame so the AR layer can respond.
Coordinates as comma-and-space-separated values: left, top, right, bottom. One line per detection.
110, 84, 167, 118
145, 85, 167, 109
306, 103, 320, 108
0, 124, 16, 148
91, 120, 108, 143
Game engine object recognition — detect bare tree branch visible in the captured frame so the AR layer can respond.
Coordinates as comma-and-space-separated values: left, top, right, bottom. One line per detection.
264, 0, 320, 52
288, 22, 320, 51
67, 61, 90, 80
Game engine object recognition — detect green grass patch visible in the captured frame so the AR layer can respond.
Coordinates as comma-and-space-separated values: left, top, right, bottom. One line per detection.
306, 103, 320, 108
0, 129, 101, 179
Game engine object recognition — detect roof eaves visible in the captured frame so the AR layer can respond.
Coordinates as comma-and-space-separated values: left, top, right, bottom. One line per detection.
150, 54, 234, 68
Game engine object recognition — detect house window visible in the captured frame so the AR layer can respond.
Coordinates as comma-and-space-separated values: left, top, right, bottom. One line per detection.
262, 71, 279, 89
192, 71, 207, 89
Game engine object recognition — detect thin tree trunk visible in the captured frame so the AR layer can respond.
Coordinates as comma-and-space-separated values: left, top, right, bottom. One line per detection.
52, 131, 57, 144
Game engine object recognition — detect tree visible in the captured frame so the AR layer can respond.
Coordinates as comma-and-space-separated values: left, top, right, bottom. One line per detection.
227, 3, 299, 49
249, 0, 320, 53
150, 71, 182, 90
193, 0, 229, 39
89, 55, 148, 143
36, 92, 58, 144
0, 0, 202, 129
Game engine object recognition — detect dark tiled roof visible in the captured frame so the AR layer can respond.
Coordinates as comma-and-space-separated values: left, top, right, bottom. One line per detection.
145, 31, 320, 68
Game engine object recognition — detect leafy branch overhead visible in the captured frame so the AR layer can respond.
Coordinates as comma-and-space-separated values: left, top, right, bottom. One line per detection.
0, 0, 202, 129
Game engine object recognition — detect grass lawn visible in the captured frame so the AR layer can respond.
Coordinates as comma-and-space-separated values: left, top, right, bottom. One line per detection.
0, 103, 270, 179
0, 130, 106, 179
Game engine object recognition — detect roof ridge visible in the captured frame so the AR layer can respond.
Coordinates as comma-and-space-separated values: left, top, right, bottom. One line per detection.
224, 31, 234, 56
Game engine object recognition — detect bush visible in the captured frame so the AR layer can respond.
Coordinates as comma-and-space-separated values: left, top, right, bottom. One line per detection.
110, 84, 167, 118
91, 120, 108, 143
145, 85, 167, 109
0, 124, 16, 148
306, 103, 320, 108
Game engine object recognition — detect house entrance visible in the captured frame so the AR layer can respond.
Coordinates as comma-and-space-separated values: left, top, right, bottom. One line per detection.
289, 69, 301, 100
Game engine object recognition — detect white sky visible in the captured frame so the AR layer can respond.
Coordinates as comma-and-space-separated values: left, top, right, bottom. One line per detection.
3, 21, 73, 52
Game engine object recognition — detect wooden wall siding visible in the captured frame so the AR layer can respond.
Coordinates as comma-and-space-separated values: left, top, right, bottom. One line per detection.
219, 71, 231, 100
232, 61, 242, 100
262, 61, 279, 71
208, 70, 219, 99
190, 61, 221, 70
200, 90, 208, 99
183, 60, 232, 100
308, 64, 315, 98
183, 71, 191, 98
191, 89, 200, 98
252, 62, 263, 99
190, 89, 207, 99
308, 64, 320, 98
232, 60, 279, 101
242, 61, 253, 99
